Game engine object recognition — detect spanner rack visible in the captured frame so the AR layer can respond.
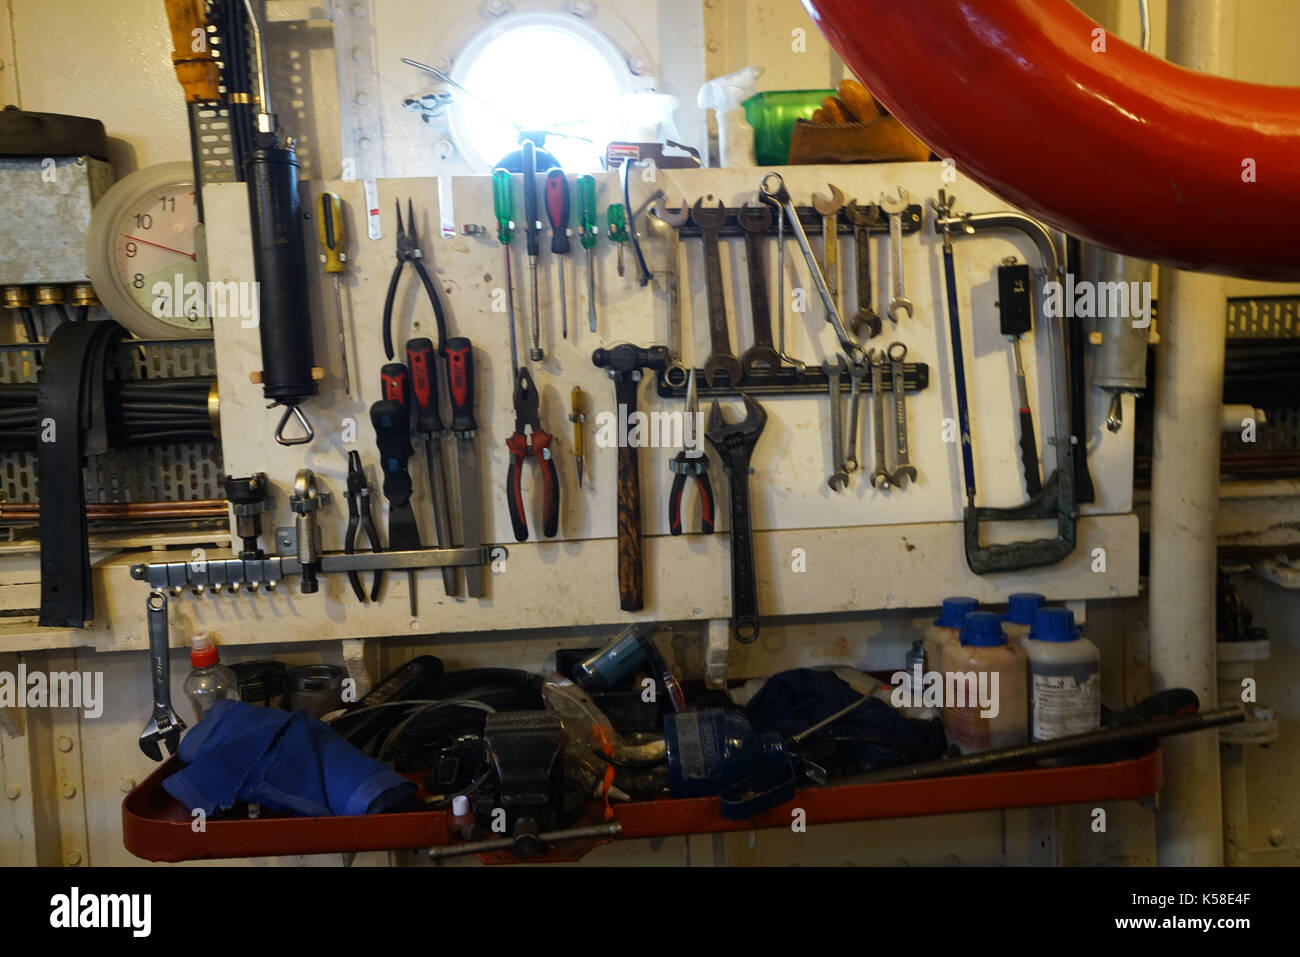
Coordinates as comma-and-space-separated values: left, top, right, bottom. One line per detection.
655, 361, 929, 398
667, 203, 923, 239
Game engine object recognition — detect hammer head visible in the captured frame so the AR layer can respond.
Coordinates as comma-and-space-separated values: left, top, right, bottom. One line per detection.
592, 344, 671, 377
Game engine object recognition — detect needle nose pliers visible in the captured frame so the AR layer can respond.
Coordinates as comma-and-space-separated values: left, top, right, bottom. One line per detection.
344, 450, 383, 602
506, 367, 560, 542
668, 368, 714, 535
382, 198, 449, 360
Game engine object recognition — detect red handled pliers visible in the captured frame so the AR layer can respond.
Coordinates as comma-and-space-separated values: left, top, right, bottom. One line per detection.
506, 368, 560, 541
668, 369, 714, 535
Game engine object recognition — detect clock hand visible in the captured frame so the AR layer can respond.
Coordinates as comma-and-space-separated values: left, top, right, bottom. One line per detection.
125, 236, 195, 260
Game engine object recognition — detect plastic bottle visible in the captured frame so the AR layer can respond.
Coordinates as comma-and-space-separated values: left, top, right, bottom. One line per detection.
942, 612, 1028, 754
1002, 592, 1046, 646
923, 596, 978, 677
183, 632, 239, 723
1025, 608, 1101, 743
697, 65, 762, 167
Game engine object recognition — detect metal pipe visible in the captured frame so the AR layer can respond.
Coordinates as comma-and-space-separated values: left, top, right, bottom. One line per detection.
241, 0, 274, 133
1147, 0, 1235, 867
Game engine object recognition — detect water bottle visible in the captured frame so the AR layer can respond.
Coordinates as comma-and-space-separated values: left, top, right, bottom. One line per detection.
183, 632, 239, 722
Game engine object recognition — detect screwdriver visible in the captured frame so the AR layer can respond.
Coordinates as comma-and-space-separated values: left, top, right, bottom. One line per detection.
569, 386, 586, 489
406, 337, 458, 596
317, 190, 352, 396
522, 139, 543, 362
578, 174, 598, 334
492, 167, 520, 375
375, 362, 420, 616
545, 169, 571, 340
446, 337, 485, 599
607, 203, 628, 278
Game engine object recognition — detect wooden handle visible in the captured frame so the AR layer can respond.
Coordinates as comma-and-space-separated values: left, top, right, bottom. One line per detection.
616, 444, 643, 611
164, 0, 220, 102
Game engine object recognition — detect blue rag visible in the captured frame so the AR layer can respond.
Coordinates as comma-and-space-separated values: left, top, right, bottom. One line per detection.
162, 698, 416, 817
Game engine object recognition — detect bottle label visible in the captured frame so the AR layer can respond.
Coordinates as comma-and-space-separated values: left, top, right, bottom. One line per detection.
1030, 662, 1100, 741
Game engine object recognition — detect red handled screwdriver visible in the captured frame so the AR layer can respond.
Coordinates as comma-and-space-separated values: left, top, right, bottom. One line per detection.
405, 338, 458, 596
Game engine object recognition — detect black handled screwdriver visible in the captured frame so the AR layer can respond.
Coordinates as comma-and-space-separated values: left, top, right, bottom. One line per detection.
545, 169, 571, 340
523, 138, 543, 361
406, 338, 458, 596
374, 362, 421, 615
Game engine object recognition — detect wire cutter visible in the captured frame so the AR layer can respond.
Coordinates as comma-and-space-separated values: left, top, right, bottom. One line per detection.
382, 198, 449, 360
344, 450, 383, 602
506, 367, 560, 542
668, 369, 714, 535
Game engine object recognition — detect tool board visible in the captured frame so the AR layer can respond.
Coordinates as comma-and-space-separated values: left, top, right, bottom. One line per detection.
172, 162, 1138, 642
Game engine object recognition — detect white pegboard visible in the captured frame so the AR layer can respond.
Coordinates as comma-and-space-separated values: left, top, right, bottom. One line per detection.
194, 164, 1136, 636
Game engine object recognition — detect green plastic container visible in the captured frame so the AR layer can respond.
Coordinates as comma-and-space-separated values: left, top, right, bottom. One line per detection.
743, 89, 836, 165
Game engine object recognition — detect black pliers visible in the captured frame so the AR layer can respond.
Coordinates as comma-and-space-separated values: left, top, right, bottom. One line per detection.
382, 198, 449, 360
344, 450, 383, 602
668, 369, 714, 535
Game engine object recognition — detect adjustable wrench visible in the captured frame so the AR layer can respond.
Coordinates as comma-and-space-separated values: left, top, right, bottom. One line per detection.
822, 355, 849, 492
888, 341, 918, 485
691, 199, 743, 389
845, 202, 882, 339
139, 590, 186, 760
648, 201, 690, 386
705, 394, 768, 643
759, 173, 865, 366
844, 358, 867, 473
869, 350, 893, 489
737, 203, 782, 375
879, 188, 914, 324
812, 185, 846, 316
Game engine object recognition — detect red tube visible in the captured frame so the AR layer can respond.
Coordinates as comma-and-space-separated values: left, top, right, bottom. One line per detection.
803, 0, 1300, 281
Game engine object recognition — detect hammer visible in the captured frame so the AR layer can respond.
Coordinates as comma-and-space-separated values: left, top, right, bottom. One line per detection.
592, 344, 671, 611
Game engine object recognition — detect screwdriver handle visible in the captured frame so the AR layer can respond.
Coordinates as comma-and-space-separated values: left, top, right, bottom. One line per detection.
405, 338, 443, 434
445, 337, 477, 434
545, 169, 571, 255
570, 386, 585, 460
607, 203, 628, 243
1018, 408, 1043, 497
380, 361, 409, 408
522, 140, 540, 257
492, 168, 514, 246
577, 174, 597, 250
317, 191, 346, 273
370, 399, 414, 507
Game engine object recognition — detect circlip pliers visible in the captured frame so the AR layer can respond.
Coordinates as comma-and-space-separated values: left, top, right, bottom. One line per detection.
668, 369, 714, 535
344, 450, 383, 602
506, 367, 560, 541
382, 198, 449, 360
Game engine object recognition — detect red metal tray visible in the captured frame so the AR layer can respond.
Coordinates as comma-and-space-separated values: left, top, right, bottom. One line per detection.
123, 748, 1162, 863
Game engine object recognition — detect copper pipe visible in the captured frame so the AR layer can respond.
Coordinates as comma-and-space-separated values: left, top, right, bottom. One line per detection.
0, 500, 228, 521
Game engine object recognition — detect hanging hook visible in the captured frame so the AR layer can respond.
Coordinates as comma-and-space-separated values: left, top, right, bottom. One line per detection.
274, 404, 314, 446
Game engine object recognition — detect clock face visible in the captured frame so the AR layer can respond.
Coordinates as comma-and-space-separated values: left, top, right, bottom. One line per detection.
111, 183, 211, 331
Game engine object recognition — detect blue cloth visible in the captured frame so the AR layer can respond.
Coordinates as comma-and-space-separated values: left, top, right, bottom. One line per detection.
163, 698, 416, 817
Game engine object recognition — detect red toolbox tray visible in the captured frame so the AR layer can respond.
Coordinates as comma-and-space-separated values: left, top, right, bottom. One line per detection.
123, 748, 1162, 863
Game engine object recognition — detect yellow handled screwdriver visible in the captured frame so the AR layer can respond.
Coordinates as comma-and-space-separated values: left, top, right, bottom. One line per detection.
569, 386, 587, 488
317, 191, 352, 397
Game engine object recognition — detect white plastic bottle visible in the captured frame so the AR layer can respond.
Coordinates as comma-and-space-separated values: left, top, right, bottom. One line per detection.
1002, 592, 1045, 647
183, 632, 239, 723
1025, 608, 1101, 742
923, 596, 978, 677
942, 612, 1028, 754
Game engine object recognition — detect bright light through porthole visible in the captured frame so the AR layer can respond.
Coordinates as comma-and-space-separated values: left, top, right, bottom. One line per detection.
454, 24, 628, 172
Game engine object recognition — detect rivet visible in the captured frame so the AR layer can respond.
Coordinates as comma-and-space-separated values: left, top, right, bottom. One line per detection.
61, 784, 77, 799
120, 778, 136, 793
1269, 828, 1285, 847
64, 850, 82, 866
5, 784, 20, 800
56, 736, 73, 752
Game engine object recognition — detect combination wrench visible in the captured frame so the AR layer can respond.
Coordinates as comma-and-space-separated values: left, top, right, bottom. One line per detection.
844, 358, 867, 474
812, 184, 846, 316
845, 201, 882, 339
879, 188, 914, 324
737, 203, 782, 375
691, 199, 743, 389
889, 342, 918, 485
759, 173, 865, 366
767, 192, 804, 370
869, 349, 893, 489
822, 355, 848, 492
648, 201, 690, 387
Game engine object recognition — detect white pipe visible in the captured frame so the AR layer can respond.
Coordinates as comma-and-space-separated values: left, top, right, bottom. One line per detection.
1148, 0, 1235, 867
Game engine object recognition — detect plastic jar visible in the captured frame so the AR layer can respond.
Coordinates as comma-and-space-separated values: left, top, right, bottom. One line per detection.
1025, 608, 1101, 742
942, 612, 1028, 754
923, 596, 978, 678
1003, 593, 1046, 646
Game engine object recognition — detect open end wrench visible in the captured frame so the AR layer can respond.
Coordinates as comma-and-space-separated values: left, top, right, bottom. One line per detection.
760, 173, 865, 367
763, 191, 804, 371
822, 356, 848, 491
888, 341, 918, 485
868, 349, 893, 489
705, 394, 767, 643
737, 203, 782, 375
812, 185, 846, 316
691, 199, 743, 389
648, 201, 690, 387
879, 188, 914, 324
844, 202, 882, 339
844, 358, 867, 473
139, 590, 186, 761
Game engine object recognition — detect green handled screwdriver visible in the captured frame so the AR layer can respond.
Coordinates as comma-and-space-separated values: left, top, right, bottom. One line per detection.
607, 203, 628, 278
578, 174, 598, 334
493, 167, 520, 374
